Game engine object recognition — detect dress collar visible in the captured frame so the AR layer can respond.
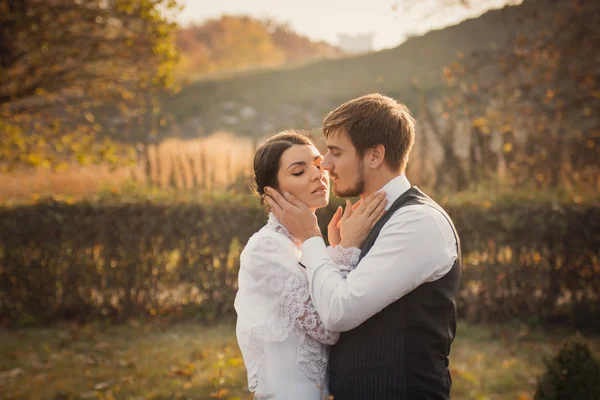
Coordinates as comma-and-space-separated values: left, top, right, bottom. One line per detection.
266, 212, 302, 247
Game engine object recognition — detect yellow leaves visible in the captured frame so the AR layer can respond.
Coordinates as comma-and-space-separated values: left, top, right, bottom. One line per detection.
503, 143, 513, 153
443, 67, 454, 82
210, 388, 229, 398
170, 362, 196, 378
76, 153, 91, 165
226, 356, 243, 367
26, 153, 43, 167
583, 106, 592, 117
472, 117, 491, 134
84, 112, 95, 123
472, 117, 488, 128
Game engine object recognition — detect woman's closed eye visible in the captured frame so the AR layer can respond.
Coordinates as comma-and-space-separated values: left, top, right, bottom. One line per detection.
292, 170, 304, 176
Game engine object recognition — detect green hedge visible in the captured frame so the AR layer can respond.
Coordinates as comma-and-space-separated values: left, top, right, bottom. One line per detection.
1, 196, 599, 329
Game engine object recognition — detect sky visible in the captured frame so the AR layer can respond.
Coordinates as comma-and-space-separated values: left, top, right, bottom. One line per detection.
177, 0, 522, 50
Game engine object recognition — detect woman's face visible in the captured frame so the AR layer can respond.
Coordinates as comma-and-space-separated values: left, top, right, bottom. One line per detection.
276, 144, 329, 210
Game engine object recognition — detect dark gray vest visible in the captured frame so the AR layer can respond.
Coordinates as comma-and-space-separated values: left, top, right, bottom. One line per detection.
327, 186, 462, 400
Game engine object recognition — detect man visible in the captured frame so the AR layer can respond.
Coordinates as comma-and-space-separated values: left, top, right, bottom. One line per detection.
264, 93, 461, 399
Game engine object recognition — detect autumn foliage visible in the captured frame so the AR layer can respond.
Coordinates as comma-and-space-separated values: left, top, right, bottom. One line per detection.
175, 16, 342, 79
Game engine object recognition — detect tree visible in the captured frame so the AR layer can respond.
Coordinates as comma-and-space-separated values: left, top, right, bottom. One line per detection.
0, 0, 181, 171
409, 0, 600, 191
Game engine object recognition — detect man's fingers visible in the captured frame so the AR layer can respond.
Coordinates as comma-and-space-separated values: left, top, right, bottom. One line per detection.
264, 195, 283, 214
284, 191, 308, 211
264, 187, 289, 210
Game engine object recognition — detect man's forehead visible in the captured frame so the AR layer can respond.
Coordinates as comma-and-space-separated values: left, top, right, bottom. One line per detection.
325, 128, 350, 146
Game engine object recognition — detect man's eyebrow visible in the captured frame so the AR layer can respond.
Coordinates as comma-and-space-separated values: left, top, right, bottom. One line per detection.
287, 155, 322, 169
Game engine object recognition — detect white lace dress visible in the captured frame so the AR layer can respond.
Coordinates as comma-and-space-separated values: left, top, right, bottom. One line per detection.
234, 213, 360, 400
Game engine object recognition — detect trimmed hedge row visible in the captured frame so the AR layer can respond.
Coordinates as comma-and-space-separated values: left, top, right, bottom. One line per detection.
0, 197, 598, 329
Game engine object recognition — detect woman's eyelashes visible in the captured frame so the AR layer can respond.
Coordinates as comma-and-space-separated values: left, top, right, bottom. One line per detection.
292, 163, 321, 177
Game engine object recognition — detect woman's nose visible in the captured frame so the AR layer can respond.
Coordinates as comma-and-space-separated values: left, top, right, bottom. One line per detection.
310, 165, 323, 181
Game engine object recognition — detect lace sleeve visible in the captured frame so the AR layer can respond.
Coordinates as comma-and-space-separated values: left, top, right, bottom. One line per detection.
327, 245, 361, 277
280, 273, 339, 345
236, 232, 333, 388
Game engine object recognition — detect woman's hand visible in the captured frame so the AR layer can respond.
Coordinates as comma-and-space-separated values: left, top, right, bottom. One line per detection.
338, 191, 388, 249
327, 206, 343, 247
327, 200, 362, 247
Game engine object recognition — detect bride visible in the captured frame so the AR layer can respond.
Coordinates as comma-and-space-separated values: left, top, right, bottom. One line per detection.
234, 130, 387, 399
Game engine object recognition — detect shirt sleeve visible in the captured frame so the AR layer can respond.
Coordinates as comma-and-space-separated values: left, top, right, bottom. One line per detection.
300, 206, 458, 332
240, 234, 340, 344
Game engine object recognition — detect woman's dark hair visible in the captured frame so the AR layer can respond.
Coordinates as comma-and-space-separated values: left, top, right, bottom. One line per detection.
253, 130, 315, 203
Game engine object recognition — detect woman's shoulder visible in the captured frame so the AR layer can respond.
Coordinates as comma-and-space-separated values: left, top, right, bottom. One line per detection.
242, 225, 291, 257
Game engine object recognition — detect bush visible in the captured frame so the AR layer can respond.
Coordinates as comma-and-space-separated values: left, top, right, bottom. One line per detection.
0, 194, 599, 328
534, 337, 600, 400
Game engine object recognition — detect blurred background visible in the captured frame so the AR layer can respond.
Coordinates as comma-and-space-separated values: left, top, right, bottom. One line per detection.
1, 0, 599, 399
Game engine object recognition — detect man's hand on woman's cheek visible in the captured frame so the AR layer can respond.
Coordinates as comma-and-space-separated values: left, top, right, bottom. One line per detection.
264, 187, 322, 242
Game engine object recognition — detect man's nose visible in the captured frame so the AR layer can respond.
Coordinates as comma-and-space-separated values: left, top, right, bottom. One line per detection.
321, 155, 333, 171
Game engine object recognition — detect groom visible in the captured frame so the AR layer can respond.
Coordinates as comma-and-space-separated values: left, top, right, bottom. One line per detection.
264, 93, 461, 399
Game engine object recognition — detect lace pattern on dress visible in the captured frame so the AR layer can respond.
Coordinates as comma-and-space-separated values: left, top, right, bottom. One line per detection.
247, 213, 361, 389
281, 273, 336, 384
327, 245, 361, 276
265, 212, 302, 247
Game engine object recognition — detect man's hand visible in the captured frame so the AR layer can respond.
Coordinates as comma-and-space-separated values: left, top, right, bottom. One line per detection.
264, 187, 322, 242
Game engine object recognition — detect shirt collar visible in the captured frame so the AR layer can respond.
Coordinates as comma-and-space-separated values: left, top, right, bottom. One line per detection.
379, 175, 411, 211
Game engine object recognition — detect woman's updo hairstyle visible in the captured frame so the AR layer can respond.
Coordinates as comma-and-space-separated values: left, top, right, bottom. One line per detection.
253, 130, 315, 204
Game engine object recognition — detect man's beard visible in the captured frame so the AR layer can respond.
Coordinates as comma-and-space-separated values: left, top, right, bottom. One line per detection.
332, 161, 365, 198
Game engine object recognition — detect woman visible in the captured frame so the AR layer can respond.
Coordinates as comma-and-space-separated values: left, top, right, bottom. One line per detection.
234, 130, 387, 399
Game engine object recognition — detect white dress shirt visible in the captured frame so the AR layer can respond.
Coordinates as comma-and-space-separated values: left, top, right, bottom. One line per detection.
300, 175, 458, 332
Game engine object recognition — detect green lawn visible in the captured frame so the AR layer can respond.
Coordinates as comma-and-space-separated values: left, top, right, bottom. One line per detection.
0, 320, 598, 400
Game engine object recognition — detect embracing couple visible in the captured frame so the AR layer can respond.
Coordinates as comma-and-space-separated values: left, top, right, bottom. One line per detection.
234, 93, 461, 399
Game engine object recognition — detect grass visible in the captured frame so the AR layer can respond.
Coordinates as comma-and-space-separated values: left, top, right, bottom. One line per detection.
1, 320, 599, 400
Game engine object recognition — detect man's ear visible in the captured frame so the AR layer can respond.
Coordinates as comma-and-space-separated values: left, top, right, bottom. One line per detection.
366, 144, 386, 169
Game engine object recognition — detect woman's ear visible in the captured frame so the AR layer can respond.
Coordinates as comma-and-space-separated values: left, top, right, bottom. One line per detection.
367, 144, 386, 169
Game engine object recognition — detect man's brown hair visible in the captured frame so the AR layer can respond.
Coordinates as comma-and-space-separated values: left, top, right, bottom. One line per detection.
322, 93, 416, 172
